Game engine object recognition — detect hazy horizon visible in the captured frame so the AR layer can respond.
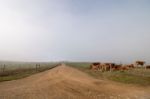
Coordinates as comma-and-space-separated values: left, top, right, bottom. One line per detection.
0, 0, 150, 64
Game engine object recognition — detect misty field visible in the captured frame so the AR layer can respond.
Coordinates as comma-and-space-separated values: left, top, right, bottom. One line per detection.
1, 62, 150, 86
0, 61, 59, 82
66, 62, 150, 86
0, 63, 150, 99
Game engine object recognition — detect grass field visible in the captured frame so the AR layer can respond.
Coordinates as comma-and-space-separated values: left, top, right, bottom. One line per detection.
1, 61, 150, 86
0, 61, 59, 82
66, 62, 150, 86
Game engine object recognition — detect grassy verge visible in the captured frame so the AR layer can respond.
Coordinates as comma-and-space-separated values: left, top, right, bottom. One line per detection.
66, 62, 150, 86
0, 63, 59, 82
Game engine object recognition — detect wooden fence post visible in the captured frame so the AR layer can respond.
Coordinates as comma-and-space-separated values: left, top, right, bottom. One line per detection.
39, 64, 40, 70
3, 64, 6, 72
36, 64, 37, 71
35, 64, 40, 71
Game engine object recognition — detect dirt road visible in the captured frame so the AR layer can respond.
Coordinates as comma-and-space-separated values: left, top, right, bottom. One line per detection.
0, 64, 149, 99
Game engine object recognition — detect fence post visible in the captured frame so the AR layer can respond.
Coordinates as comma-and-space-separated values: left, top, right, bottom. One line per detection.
3, 64, 6, 72
36, 64, 37, 71
39, 64, 40, 70
35, 64, 41, 72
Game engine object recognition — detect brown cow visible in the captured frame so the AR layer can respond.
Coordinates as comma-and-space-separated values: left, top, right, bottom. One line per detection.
121, 66, 129, 70
135, 61, 145, 67
125, 64, 134, 69
112, 64, 130, 71
112, 64, 122, 71
101, 63, 115, 71
146, 65, 150, 69
90, 62, 101, 70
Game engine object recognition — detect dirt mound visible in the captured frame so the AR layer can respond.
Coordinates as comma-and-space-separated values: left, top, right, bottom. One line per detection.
0, 64, 149, 99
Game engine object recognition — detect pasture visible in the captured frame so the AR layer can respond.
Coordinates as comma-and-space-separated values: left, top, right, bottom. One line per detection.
0, 61, 59, 82
66, 62, 150, 86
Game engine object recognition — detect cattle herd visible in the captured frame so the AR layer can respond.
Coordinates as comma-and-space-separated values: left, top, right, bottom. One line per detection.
90, 61, 150, 71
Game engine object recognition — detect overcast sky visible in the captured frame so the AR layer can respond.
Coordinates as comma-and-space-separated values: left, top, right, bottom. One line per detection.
0, 0, 150, 63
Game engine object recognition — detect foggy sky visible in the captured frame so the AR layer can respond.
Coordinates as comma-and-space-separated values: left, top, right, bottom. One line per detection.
0, 0, 150, 63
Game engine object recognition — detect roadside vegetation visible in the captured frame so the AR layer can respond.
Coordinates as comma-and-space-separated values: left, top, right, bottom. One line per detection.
0, 62, 59, 82
66, 62, 150, 86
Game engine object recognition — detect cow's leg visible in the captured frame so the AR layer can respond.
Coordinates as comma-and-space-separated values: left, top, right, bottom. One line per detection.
110, 65, 112, 72
102, 65, 104, 72
104, 66, 106, 71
